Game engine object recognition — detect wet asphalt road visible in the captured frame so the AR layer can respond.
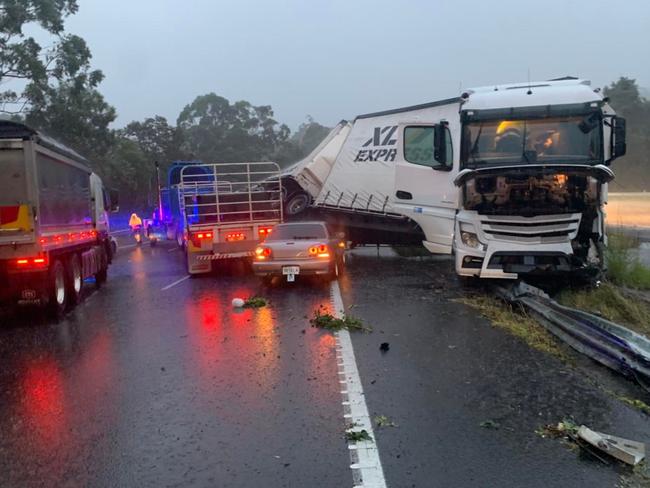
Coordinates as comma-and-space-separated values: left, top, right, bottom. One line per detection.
1, 236, 650, 487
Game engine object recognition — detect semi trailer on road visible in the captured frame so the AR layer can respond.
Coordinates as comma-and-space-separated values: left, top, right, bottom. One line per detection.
0, 121, 117, 317
170, 162, 283, 275
282, 78, 627, 280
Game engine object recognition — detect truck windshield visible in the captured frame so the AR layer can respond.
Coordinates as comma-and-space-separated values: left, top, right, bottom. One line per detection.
461, 115, 602, 168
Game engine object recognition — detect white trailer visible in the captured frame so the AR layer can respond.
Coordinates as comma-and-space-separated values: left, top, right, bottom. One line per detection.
282, 78, 627, 280
0, 121, 118, 317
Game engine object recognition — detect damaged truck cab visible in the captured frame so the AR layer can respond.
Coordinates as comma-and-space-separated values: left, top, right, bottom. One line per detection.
451, 79, 625, 279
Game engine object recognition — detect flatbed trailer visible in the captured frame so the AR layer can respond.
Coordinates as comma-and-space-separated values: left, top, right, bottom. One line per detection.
179, 162, 283, 275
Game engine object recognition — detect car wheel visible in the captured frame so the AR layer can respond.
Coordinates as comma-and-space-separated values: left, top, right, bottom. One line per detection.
66, 254, 83, 306
48, 260, 67, 319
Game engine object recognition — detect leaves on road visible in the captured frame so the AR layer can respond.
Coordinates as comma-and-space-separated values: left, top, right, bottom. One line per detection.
309, 309, 371, 332
374, 415, 397, 428
243, 296, 268, 308
479, 420, 500, 430
345, 430, 373, 442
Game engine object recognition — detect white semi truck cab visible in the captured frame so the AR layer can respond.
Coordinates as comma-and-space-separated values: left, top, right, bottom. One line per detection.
451, 79, 625, 279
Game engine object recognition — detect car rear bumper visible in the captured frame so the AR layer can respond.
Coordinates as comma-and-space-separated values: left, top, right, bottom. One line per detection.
252, 259, 331, 276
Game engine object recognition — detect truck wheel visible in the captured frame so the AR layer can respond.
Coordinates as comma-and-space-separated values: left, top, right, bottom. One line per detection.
66, 254, 83, 306
95, 266, 108, 287
285, 192, 310, 216
48, 260, 67, 319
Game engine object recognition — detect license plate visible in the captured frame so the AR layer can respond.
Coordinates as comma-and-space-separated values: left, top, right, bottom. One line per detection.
21, 289, 37, 300
282, 266, 300, 275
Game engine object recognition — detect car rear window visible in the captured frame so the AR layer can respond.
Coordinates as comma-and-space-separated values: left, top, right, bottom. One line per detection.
271, 223, 327, 240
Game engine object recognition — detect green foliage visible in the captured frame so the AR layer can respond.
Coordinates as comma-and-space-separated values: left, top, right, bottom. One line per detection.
345, 430, 373, 442
309, 309, 371, 332
0, 0, 102, 115
177, 93, 292, 164
605, 77, 650, 191
374, 415, 397, 428
601, 232, 650, 290
558, 283, 650, 336
242, 296, 268, 308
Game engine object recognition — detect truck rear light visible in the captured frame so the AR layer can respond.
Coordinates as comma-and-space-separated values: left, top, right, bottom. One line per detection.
190, 231, 213, 247
226, 232, 245, 242
255, 246, 272, 260
11, 255, 48, 270
258, 227, 273, 239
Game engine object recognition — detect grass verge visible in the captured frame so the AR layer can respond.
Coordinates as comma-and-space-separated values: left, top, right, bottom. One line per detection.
607, 233, 650, 290
557, 283, 650, 336
457, 295, 568, 360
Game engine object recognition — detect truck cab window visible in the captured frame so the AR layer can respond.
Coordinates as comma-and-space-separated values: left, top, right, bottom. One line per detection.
404, 126, 452, 169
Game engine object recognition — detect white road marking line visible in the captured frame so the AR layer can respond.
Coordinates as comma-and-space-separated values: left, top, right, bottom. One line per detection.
161, 275, 190, 291
110, 228, 132, 235
167, 247, 178, 253
120, 244, 138, 250
330, 280, 387, 488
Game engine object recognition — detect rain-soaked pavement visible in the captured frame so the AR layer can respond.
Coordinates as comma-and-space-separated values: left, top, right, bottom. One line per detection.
1, 234, 650, 487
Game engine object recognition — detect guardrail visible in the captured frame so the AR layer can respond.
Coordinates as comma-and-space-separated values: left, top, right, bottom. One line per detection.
495, 281, 650, 390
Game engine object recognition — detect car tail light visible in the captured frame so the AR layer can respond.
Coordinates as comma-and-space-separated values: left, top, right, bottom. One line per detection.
226, 232, 245, 242
258, 227, 273, 239
190, 231, 214, 247
255, 246, 272, 260
308, 244, 330, 258
11, 255, 49, 270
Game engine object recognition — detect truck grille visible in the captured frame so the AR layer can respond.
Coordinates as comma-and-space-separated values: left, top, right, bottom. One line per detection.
479, 213, 581, 243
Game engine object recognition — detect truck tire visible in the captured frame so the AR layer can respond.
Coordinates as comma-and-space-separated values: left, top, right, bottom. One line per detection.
48, 260, 67, 319
66, 254, 83, 306
176, 231, 185, 249
285, 192, 310, 216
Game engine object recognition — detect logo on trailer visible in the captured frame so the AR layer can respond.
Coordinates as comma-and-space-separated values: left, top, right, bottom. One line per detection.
354, 126, 398, 162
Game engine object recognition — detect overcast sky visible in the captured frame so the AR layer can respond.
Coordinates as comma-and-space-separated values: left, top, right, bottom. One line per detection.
65, 0, 650, 130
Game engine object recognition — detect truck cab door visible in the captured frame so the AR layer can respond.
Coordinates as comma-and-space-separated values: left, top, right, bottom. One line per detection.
392, 122, 458, 253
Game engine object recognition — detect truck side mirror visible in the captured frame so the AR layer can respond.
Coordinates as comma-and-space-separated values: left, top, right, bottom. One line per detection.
109, 189, 120, 213
611, 116, 626, 160
434, 123, 448, 166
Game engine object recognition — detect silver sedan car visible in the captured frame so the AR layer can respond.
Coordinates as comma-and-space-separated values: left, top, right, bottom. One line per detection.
252, 221, 345, 283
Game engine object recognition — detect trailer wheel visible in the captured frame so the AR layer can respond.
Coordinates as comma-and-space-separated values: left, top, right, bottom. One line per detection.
66, 254, 83, 306
48, 260, 67, 319
285, 192, 310, 216
95, 263, 108, 287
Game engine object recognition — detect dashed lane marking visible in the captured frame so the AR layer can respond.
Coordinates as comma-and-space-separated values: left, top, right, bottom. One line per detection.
330, 280, 387, 488
110, 228, 132, 235
119, 244, 138, 251
161, 275, 190, 291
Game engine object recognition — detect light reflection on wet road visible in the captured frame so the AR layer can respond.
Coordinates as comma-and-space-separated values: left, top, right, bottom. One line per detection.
0, 238, 351, 487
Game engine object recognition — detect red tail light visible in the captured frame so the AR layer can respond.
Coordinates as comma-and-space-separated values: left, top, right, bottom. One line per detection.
11, 255, 49, 270
255, 246, 272, 260
258, 227, 273, 239
226, 232, 245, 242
190, 231, 214, 247
308, 244, 330, 258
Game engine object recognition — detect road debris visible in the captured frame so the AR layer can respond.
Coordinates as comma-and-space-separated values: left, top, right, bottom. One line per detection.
577, 425, 645, 466
345, 430, 373, 442
242, 296, 268, 308
379, 342, 390, 353
374, 415, 397, 428
232, 298, 245, 308
479, 420, 500, 430
309, 309, 371, 332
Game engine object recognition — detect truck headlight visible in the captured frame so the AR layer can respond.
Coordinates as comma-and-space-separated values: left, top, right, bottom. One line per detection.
461, 231, 481, 249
